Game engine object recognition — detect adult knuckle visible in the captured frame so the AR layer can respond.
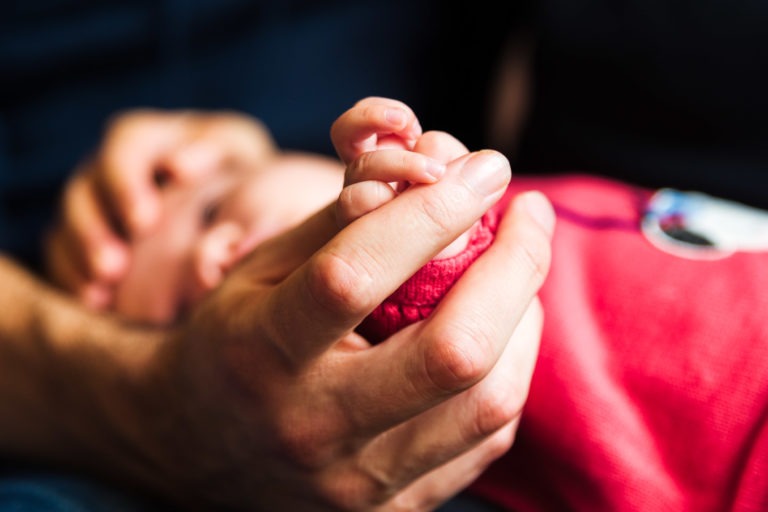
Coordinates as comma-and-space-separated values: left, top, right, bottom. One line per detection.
473, 386, 525, 437
513, 226, 552, 286
418, 191, 460, 240
276, 431, 324, 470
482, 425, 517, 462
422, 328, 489, 393
322, 470, 392, 511
273, 414, 338, 471
336, 188, 356, 225
307, 250, 376, 317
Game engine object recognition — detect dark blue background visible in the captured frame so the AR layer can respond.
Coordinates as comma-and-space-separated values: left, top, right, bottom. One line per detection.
3, 0, 768, 266
0, 0, 447, 267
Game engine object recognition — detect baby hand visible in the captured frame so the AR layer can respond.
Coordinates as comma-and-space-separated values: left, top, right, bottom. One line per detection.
333, 97, 479, 258
331, 97, 445, 226
331, 96, 423, 164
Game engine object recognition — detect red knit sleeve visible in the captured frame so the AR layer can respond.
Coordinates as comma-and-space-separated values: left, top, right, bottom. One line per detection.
356, 207, 501, 344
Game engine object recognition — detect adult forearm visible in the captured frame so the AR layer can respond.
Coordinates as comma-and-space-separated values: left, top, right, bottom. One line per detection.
0, 254, 173, 492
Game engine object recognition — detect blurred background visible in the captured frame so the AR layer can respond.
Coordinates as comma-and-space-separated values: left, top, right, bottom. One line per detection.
2, 0, 767, 265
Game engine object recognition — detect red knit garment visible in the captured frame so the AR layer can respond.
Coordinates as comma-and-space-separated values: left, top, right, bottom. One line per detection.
356, 204, 499, 344
359, 174, 768, 511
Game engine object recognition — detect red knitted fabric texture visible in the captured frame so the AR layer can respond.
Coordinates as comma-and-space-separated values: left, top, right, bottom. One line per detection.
356, 207, 501, 344
359, 175, 768, 511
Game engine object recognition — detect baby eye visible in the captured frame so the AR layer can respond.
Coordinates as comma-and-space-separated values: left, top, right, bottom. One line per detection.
201, 202, 221, 227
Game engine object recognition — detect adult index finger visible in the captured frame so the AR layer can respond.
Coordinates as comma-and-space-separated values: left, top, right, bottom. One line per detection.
263, 150, 512, 365
337, 191, 555, 435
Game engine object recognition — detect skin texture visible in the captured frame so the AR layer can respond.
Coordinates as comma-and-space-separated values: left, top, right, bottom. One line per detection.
105, 97, 474, 326
2, 98, 555, 511
45, 109, 277, 310
110, 151, 346, 324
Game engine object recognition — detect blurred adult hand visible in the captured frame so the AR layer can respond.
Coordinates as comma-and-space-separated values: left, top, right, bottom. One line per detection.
45, 109, 276, 309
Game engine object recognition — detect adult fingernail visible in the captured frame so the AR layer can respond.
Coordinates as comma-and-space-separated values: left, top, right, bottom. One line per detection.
518, 190, 556, 236
460, 151, 510, 196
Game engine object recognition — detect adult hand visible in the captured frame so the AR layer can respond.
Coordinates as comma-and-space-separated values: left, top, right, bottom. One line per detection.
141, 148, 554, 511
44, 109, 276, 309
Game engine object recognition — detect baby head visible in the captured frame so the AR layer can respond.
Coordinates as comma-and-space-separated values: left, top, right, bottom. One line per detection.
113, 152, 343, 324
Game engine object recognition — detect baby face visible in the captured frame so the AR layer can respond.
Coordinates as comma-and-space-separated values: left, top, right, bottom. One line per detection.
113, 153, 343, 324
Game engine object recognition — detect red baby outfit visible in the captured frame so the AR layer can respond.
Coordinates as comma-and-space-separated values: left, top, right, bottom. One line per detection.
360, 175, 768, 511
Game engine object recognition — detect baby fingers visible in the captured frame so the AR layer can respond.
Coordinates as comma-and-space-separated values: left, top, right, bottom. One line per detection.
338, 149, 446, 227
336, 181, 397, 228
344, 149, 445, 187
331, 97, 422, 164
